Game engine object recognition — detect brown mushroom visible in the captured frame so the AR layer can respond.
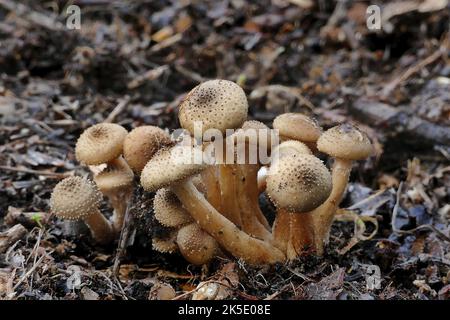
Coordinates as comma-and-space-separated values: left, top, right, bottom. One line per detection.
50, 176, 113, 244
273, 113, 322, 151
140, 146, 285, 265
76, 123, 134, 234
314, 124, 373, 254
176, 223, 219, 265
123, 125, 172, 174
266, 152, 332, 260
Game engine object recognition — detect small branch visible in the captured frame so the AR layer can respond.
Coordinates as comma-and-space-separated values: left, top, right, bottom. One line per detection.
103, 97, 130, 123
0, 165, 71, 179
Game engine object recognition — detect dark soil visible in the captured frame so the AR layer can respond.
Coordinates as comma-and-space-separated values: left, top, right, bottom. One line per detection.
0, 0, 449, 300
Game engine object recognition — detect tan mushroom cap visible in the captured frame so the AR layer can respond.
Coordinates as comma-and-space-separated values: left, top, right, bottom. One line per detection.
273, 113, 322, 142
123, 126, 172, 174
179, 79, 248, 136
267, 154, 332, 213
94, 156, 134, 192
76, 123, 128, 165
317, 124, 373, 160
152, 231, 178, 254
50, 176, 102, 220
154, 188, 193, 228
272, 140, 312, 160
141, 146, 206, 192
176, 223, 218, 265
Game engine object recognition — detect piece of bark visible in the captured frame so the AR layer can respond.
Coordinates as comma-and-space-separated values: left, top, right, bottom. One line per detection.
351, 99, 450, 146
0, 224, 27, 253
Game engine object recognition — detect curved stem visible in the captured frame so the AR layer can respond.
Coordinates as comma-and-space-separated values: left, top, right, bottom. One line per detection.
105, 188, 133, 234
84, 210, 114, 245
201, 166, 222, 210
272, 209, 290, 252
172, 180, 286, 265
312, 158, 352, 255
287, 212, 315, 260
219, 164, 242, 227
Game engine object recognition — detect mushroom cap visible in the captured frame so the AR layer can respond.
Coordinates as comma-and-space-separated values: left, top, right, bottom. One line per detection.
267, 154, 332, 212
94, 156, 134, 192
50, 176, 102, 220
273, 113, 322, 142
271, 140, 312, 161
140, 146, 206, 192
176, 223, 218, 265
152, 231, 178, 254
123, 126, 172, 174
76, 123, 128, 165
317, 124, 373, 160
153, 188, 193, 228
179, 79, 248, 136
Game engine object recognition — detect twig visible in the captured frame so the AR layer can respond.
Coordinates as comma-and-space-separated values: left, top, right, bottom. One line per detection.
0, 165, 71, 179
13, 251, 53, 290
392, 182, 450, 242
381, 49, 444, 97
112, 204, 133, 276
103, 97, 130, 123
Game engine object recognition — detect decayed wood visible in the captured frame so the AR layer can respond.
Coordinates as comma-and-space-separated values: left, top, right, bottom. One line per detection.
0, 224, 27, 253
351, 99, 450, 146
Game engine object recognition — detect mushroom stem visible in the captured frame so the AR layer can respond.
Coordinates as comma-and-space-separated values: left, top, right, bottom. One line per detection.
313, 159, 352, 255
103, 188, 133, 233
287, 212, 315, 260
83, 209, 114, 245
171, 179, 286, 265
272, 209, 290, 252
218, 164, 243, 226
236, 165, 272, 241
201, 166, 222, 211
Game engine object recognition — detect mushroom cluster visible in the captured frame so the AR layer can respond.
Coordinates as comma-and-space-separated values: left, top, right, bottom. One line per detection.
50, 79, 373, 266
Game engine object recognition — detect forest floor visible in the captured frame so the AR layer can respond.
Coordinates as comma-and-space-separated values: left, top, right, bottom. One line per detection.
0, 0, 449, 300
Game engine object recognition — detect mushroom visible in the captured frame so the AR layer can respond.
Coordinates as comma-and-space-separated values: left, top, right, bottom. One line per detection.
314, 124, 373, 254
177, 79, 250, 232
50, 176, 113, 244
94, 156, 134, 232
176, 223, 219, 265
152, 231, 178, 254
123, 125, 172, 174
153, 188, 219, 265
273, 113, 322, 151
268, 141, 313, 254
76, 123, 134, 233
140, 146, 285, 265
266, 152, 332, 260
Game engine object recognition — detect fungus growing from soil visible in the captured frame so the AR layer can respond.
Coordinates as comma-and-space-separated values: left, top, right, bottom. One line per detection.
267, 150, 332, 259
273, 113, 322, 151
76, 123, 134, 233
50, 176, 113, 244
140, 146, 285, 265
314, 123, 373, 254
123, 125, 172, 174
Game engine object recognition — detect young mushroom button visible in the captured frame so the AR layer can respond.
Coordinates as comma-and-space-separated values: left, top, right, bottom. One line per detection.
50, 177, 113, 245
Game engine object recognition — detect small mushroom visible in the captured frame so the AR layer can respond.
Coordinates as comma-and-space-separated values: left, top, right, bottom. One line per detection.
267, 152, 332, 260
273, 113, 322, 151
123, 125, 172, 174
76, 123, 134, 234
153, 188, 193, 228
152, 230, 178, 254
176, 223, 219, 265
314, 124, 373, 254
140, 146, 285, 265
50, 177, 113, 244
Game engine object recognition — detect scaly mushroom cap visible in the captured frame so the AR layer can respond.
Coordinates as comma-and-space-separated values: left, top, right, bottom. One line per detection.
272, 140, 312, 160
76, 123, 128, 165
94, 156, 134, 192
179, 79, 248, 136
140, 146, 206, 192
123, 126, 172, 174
273, 113, 322, 142
153, 188, 193, 228
176, 223, 218, 265
317, 124, 373, 160
267, 154, 332, 212
152, 230, 178, 254
50, 176, 102, 220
